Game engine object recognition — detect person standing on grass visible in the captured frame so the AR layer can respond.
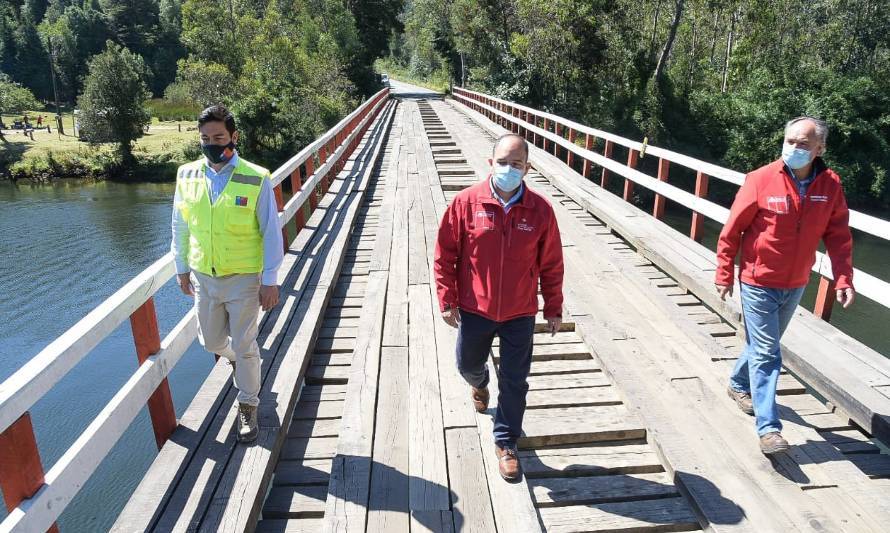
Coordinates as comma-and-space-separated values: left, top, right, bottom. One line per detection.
434, 133, 564, 481
171, 104, 283, 443
716, 116, 854, 455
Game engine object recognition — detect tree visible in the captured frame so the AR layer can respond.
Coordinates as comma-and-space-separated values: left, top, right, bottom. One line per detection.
0, 74, 41, 114
164, 57, 236, 108
77, 41, 151, 164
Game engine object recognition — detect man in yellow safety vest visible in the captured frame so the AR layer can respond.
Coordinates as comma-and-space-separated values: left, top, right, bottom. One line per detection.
171, 105, 283, 443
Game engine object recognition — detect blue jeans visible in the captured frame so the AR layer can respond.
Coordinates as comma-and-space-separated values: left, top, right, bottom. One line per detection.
456, 310, 535, 448
729, 282, 805, 436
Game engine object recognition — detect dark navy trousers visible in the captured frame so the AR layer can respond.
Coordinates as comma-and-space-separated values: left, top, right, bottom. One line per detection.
456, 309, 535, 448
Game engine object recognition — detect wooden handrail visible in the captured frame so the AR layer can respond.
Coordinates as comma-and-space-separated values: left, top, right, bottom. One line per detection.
0, 88, 390, 532
452, 88, 890, 311
453, 87, 890, 241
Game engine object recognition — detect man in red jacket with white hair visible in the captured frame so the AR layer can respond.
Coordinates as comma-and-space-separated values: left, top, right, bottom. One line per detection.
716, 116, 854, 455
434, 133, 564, 481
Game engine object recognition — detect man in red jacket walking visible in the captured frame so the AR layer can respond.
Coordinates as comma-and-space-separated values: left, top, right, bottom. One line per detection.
434, 133, 564, 481
716, 117, 854, 455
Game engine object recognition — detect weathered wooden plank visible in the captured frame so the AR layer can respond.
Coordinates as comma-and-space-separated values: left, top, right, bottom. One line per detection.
530, 472, 678, 507
367, 347, 410, 533
526, 358, 600, 376
323, 270, 388, 532
444, 427, 497, 533
299, 385, 348, 402
408, 284, 449, 511
293, 400, 344, 421
537, 497, 700, 533
520, 443, 662, 478
273, 459, 332, 486
521, 405, 646, 447
382, 187, 409, 347
288, 418, 341, 439
526, 373, 611, 391
282, 437, 340, 461
492, 331, 579, 346
264, 485, 328, 519
473, 355, 543, 533
318, 327, 358, 339
255, 518, 323, 533
409, 511, 454, 533
525, 386, 621, 409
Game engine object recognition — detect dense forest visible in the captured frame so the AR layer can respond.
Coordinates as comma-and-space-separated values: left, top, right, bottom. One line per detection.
0, 0, 402, 164
2, 1, 889, 208
387, 0, 890, 208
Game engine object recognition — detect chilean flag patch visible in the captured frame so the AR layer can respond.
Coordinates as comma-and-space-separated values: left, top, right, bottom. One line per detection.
235, 196, 249, 207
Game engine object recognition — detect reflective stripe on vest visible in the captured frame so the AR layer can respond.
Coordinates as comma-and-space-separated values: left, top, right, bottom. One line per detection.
175, 158, 269, 276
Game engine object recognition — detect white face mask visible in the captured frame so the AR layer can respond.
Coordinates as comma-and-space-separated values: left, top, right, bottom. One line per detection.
782, 143, 812, 170
492, 164, 523, 192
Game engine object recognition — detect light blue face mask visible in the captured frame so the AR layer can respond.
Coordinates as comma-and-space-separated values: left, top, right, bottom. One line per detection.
782, 143, 812, 170
492, 164, 524, 192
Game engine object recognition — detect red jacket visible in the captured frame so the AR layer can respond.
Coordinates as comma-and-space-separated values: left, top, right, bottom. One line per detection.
434, 179, 564, 322
716, 159, 854, 290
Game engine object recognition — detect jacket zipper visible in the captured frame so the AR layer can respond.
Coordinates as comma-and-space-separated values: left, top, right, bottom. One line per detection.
496, 208, 512, 321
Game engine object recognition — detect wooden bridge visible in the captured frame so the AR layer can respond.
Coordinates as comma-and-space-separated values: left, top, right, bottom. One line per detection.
2, 79, 890, 533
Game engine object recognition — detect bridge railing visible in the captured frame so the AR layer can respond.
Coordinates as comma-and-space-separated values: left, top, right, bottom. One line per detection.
0, 88, 390, 533
452, 87, 890, 319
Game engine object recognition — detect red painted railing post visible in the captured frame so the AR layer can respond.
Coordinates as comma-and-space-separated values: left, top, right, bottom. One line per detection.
290, 169, 304, 232
690, 171, 709, 242
582, 134, 594, 178
543, 119, 551, 153
273, 184, 289, 251
567, 128, 576, 168
129, 298, 177, 450
624, 149, 639, 202
0, 413, 60, 533
600, 140, 614, 188
653, 158, 670, 220
531, 114, 539, 147
814, 276, 836, 321
306, 156, 318, 211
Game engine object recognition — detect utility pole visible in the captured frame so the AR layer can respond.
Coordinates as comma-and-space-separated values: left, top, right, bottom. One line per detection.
46, 35, 64, 137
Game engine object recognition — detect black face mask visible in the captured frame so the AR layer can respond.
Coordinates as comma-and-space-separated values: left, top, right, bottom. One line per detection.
201, 141, 236, 165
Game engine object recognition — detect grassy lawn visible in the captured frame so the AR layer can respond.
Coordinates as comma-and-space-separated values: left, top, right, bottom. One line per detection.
1, 109, 198, 181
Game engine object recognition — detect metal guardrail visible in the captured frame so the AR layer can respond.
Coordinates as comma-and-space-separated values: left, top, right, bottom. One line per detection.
0, 88, 390, 533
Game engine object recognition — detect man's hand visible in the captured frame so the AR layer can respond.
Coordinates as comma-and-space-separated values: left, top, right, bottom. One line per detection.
716, 284, 733, 301
259, 285, 280, 311
546, 316, 562, 336
442, 307, 461, 328
836, 287, 855, 309
178, 273, 194, 296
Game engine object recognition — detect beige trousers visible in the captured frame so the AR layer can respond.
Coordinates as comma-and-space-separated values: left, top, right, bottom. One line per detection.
192, 271, 262, 407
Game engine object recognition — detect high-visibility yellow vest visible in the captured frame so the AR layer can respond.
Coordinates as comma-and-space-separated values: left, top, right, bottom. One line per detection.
175, 157, 270, 276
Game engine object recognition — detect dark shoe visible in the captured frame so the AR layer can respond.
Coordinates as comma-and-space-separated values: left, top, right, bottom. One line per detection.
760, 432, 789, 455
237, 403, 258, 443
471, 386, 489, 413
727, 386, 754, 416
495, 444, 521, 481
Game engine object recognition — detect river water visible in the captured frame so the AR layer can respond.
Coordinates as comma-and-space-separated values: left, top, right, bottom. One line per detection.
0, 179, 887, 531
0, 181, 214, 531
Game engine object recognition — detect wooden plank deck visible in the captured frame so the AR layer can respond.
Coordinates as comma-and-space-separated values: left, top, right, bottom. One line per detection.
116, 81, 890, 533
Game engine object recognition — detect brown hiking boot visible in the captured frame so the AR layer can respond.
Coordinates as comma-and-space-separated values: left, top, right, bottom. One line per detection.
760, 432, 790, 455
237, 403, 258, 443
471, 386, 489, 413
727, 386, 754, 415
495, 444, 521, 481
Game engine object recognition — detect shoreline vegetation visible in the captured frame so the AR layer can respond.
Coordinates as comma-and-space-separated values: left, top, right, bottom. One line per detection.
1, 102, 200, 183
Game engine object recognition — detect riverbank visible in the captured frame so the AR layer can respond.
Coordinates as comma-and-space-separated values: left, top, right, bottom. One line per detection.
0, 117, 198, 182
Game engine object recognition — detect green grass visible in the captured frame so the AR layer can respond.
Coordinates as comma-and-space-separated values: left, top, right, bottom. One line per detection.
1, 110, 199, 181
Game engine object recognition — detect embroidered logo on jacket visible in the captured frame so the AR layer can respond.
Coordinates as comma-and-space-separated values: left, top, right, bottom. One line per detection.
766, 196, 789, 214
810, 195, 829, 203
235, 196, 249, 207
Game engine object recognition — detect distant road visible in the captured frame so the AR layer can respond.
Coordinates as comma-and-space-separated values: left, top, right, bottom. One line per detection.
387, 78, 443, 97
